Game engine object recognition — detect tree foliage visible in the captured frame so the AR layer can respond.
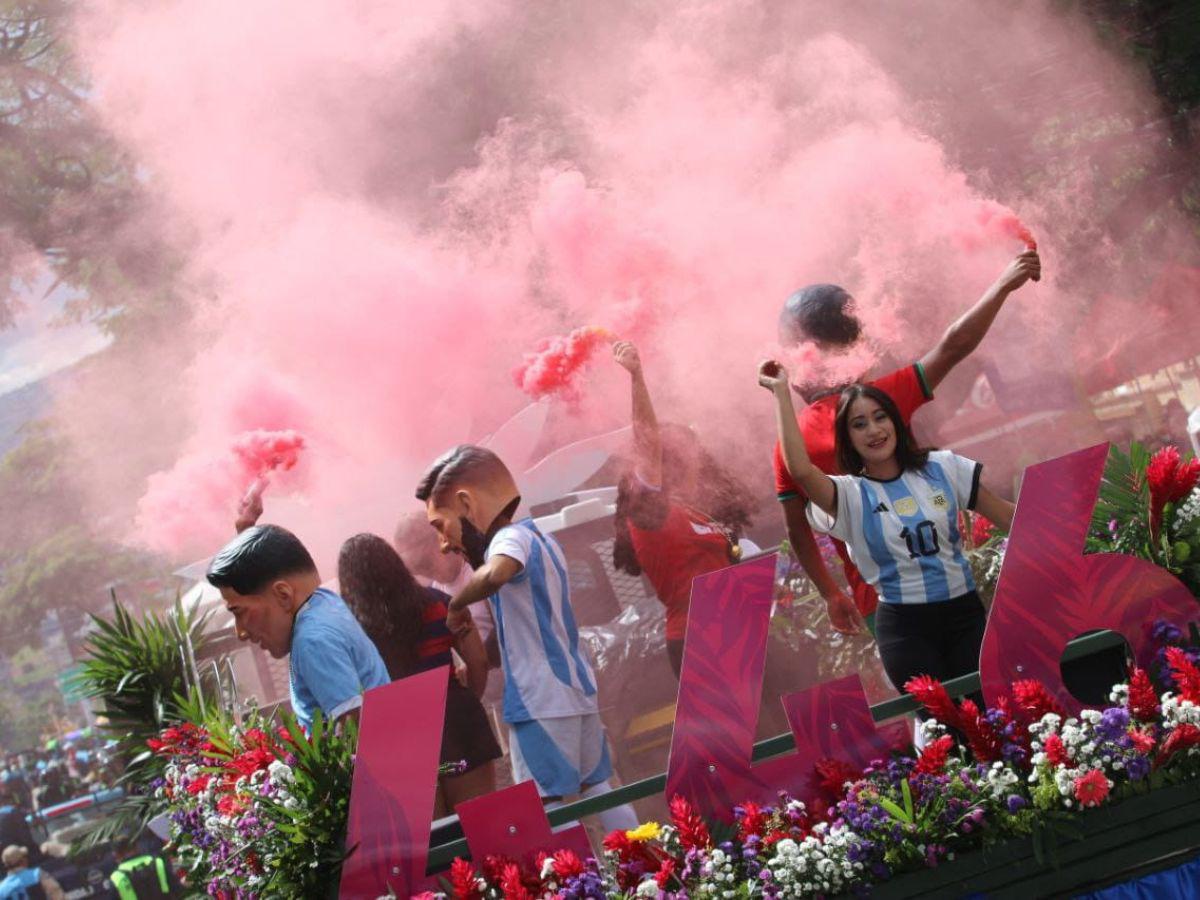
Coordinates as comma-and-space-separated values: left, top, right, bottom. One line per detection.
0, 0, 185, 334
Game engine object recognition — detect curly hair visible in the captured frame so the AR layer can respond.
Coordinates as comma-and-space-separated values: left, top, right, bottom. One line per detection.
336, 533, 428, 679
613, 424, 755, 576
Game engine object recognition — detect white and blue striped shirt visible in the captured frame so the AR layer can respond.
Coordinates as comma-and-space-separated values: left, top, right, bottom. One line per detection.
486, 518, 599, 723
807, 450, 983, 605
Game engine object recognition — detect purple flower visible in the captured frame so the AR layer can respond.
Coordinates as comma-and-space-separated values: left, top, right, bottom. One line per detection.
1096, 707, 1131, 742
1007, 795, 1027, 813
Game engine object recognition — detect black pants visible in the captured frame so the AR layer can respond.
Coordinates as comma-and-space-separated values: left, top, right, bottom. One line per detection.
875, 592, 987, 708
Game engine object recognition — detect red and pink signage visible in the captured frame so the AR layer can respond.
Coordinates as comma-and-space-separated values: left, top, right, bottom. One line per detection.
338, 443, 1198, 898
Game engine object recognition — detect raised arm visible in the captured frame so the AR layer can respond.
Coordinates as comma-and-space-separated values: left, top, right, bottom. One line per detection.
919, 249, 1041, 391
758, 361, 837, 515
613, 340, 662, 486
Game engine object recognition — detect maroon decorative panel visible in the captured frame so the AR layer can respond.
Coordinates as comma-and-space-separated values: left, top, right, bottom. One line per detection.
457, 780, 593, 865
339, 669, 448, 900
980, 443, 1197, 714
665, 554, 904, 821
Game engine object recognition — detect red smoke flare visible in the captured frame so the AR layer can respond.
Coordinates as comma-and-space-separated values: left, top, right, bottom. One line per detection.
976, 205, 1037, 250
230, 429, 307, 489
512, 325, 616, 400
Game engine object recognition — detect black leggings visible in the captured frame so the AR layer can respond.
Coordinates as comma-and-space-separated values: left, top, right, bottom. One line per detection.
875, 592, 987, 708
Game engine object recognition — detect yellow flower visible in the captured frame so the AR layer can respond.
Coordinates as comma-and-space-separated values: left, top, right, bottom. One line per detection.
625, 821, 661, 842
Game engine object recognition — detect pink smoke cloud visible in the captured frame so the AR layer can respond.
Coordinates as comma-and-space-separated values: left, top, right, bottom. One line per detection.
55, 1, 1198, 562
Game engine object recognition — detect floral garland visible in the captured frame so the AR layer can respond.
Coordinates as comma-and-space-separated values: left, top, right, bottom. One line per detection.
421, 646, 1200, 900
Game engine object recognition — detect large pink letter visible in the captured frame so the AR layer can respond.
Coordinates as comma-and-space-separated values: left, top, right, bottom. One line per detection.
339, 670, 447, 900
665, 554, 904, 821
980, 443, 1197, 713
457, 780, 593, 864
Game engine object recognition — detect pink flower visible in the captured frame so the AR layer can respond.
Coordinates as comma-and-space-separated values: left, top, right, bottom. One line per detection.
1073, 769, 1110, 807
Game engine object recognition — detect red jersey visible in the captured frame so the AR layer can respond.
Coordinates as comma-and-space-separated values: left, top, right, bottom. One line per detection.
628, 487, 735, 641
772, 363, 933, 616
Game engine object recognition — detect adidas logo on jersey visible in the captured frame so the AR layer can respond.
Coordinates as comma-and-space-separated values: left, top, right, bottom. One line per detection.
872, 502, 889, 514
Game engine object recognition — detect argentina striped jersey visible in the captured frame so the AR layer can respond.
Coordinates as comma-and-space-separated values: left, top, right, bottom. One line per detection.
486, 518, 599, 723
806, 450, 983, 605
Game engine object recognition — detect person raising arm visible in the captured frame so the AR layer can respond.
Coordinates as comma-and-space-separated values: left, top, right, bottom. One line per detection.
760, 359, 1014, 706
774, 249, 1038, 634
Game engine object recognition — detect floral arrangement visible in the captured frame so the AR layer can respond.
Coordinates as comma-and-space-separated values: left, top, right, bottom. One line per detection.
149, 710, 356, 899
1091, 442, 1200, 597
424, 642, 1200, 899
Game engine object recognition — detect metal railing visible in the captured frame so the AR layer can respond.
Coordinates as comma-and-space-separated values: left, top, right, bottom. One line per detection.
425, 628, 1128, 870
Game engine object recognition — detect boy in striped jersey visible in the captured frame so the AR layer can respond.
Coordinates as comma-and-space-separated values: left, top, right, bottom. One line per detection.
416, 445, 637, 830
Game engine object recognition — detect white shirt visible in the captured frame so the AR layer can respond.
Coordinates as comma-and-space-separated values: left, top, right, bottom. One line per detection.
807, 450, 982, 605
486, 518, 599, 722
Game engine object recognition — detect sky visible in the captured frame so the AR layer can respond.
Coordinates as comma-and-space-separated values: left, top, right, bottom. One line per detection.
0, 281, 111, 399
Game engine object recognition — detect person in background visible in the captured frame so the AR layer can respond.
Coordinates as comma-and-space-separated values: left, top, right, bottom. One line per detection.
337, 533, 501, 815
0, 845, 65, 900
761, 360, 1015, 704
416, 445, 638, 832
0, 787, 39, 868
774, 250, 1040, 634
206, 525, 389, 732
610, 340, 755, 677
394, 511, 501, 668
108, 838, 180, 900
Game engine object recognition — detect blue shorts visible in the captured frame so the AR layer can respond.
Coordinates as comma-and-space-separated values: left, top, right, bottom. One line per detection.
508, 713, 613, 798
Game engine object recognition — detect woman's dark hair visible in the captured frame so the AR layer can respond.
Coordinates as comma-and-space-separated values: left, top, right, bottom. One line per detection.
336, 533, 427, 680
834, 384, 929, 475
613, 424, 755, 576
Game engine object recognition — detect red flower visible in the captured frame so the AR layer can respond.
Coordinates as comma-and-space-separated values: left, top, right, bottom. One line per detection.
1073, 769, 1110, 807
185, 774, 211, 796
1011, 680, 1066, 723
971, 514, 995, 546
957, 699, 1003, 763
1043, 733, 1071, 767
602, 829, 634, 859
1157, 723, 1200, 767
737, 801, 768, 838
449, 858, 482, 900
1129, 729, 1155, 755
668, 795, 711, 851
813, 758, 861, 801
498, 862, 533, 900
1127, 668, 1161, 721
479, 855, 512, 885
1166, 647, 1200, 704
905, 675, 960, 730
654, 858, 677, 889
1147, 446, 1200, 538
914, 735, 955, 776
550, 850, 584, 880
216, 793, 247, 817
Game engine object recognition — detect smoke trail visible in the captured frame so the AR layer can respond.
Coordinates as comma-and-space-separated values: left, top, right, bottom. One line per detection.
52, 0, 1198, 561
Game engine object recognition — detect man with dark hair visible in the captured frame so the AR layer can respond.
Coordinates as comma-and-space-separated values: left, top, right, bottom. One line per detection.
207, 525, 389, 730
416, 446, 638, 831
775, 250, 1040, 633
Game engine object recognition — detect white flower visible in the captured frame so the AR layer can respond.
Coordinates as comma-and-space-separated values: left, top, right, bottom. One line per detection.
635, 878, 660, 897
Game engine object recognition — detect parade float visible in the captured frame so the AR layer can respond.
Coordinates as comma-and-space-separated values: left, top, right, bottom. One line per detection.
79, 440, 1200, 898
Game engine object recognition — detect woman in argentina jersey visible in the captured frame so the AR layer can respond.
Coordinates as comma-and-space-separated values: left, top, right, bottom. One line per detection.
759, 359, 1015, 701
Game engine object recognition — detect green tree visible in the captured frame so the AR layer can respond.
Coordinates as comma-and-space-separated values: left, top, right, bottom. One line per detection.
0, 0, 186, 334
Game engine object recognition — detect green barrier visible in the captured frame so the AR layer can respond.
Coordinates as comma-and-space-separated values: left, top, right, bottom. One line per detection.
424, 628, 1128, 871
